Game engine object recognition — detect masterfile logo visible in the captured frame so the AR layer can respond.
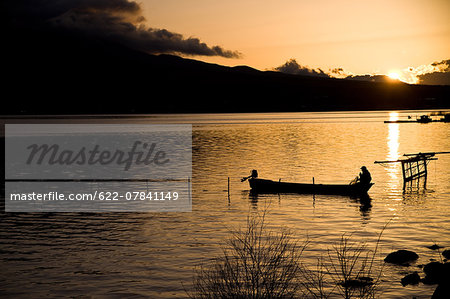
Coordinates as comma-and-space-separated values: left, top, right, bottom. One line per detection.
25, 141, 170, 171
5, 124, 192, 212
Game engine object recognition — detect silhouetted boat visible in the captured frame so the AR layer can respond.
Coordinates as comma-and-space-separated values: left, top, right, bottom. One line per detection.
248, 178, 374, 195
384, 114, 441, 123
416, 115, 432, 123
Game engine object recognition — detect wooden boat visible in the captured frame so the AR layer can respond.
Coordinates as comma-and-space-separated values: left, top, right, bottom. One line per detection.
384, 114, 438, 123
248, 178, 373, 195
416, 115, 432, 123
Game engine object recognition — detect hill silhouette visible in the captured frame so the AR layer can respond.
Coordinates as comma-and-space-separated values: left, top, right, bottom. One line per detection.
3, 27, 449, 114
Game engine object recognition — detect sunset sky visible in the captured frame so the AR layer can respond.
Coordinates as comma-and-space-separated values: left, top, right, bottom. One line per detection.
4, 0, 450, 85
140, 0, 449, 83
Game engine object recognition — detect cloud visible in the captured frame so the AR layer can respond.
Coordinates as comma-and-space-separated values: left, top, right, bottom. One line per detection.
431, 59, 450, 70
416, 72, 450, 86
330, 68, 344, 75
338, 61, 450, 85
412, 59, 450, 85
329, 67, 353, 79
344, 60, 450, 85
274, 58, 450, 86
274, 59, 329, 77
328, 67, 400, 83
273, 60, 393, 83
4, 0, 241, 58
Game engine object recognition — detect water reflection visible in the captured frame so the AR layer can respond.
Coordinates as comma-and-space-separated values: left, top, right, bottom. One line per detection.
248, 190, 259, 209
387, 125, 399, 161
247, 191, 282, 209
387, 114, 401, 191
247, 192, 372, 222
402, 185, 429, 204
353, 195, 372, 222
388, 111, 399, 122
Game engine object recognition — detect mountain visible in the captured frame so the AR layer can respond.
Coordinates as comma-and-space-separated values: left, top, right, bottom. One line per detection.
3, 27, 449, 114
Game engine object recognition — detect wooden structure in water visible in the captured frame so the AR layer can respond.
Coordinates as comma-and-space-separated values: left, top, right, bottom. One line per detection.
375, 152, 450, 189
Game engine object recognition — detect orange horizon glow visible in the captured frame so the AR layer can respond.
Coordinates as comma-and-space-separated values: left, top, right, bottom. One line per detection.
141, 0, 449, 83
388, 72, 400, 81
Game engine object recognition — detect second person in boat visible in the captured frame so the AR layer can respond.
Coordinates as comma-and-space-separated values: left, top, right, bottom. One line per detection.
358, 166, 372, 184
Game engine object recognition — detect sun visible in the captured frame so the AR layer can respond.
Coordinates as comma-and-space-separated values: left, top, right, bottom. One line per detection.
387, 72, 400, 80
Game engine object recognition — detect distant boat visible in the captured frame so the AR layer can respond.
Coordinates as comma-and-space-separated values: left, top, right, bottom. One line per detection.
247, 178, 373, 195
384, 114, 437, 123
416, 114, 432, 123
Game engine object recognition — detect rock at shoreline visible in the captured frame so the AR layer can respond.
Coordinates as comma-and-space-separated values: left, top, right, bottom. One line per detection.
422, 262, 450, 285
384, 250, 419, 265
432, 283, 450, 299
430, 263, 450, 299
401, 272, 420, 286
427, 244, 444, 250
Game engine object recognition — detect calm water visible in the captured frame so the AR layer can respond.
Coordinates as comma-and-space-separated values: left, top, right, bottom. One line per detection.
1, 111, 449, 298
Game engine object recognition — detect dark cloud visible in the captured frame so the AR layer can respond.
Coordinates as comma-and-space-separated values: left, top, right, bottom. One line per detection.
3, 0, 241, 58
417, 59, 450, 85
328, 67, 400, 83
274, 59, 329, 78
329, 67, 352, 78
274, 58, 450, 85
430, 59, 450, 70
417, 72, 450, 85
331, 68, 344, 75
274, 60, 396, 82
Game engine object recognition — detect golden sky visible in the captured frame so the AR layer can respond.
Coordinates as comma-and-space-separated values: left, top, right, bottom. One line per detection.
141, 0, 449, 81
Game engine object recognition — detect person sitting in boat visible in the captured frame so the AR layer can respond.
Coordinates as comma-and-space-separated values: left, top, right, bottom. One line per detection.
241, 169, 258, 182
358, 166, 372, 184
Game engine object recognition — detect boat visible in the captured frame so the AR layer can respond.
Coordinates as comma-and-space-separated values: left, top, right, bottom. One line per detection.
416, 114, 432, 123
247, 178, 373, 195
382, 113, 450, 124
384, 114, 433, 123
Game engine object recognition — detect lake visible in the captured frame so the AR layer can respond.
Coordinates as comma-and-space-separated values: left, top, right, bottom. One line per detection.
1, 111, 449, 298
